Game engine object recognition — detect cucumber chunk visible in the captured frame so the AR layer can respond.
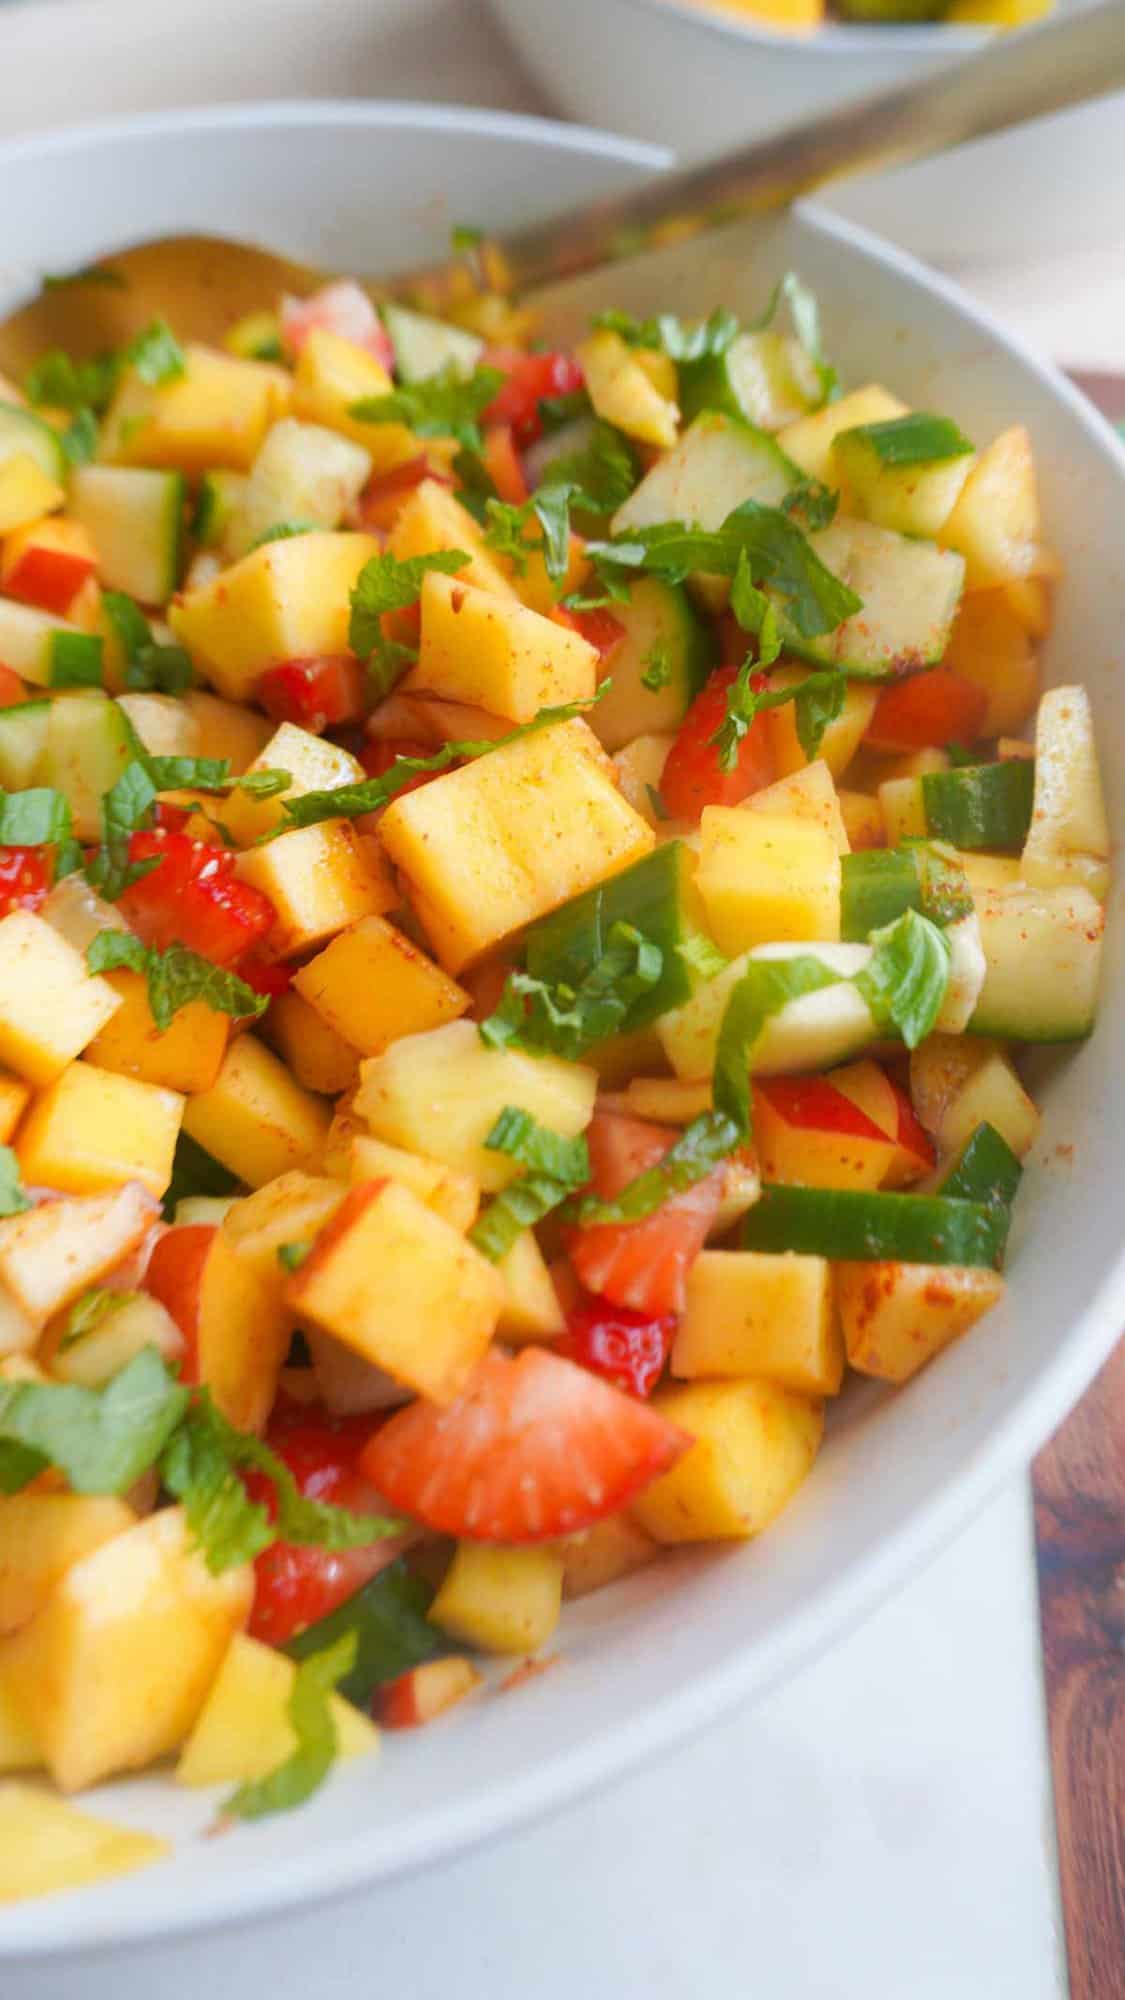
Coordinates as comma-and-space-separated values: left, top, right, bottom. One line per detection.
0, 700, 50, 791
970, 883, 1103, 1041
194, 471, 249, 549
0, 401, 67, 483
840, 849, 921, 942
679, 331, 822, 433
936, 1122, 1022, 1259
70, 465, 185, 605
658, 941, 878, 1081
923, 759, 1034, 851
41, 691, 134, 840
0, 600, 74, 686
381, 303, 484, 385
525, 840, 708, 1033
588, 576, 715, 752
611, 412, 798, 536
833, 414, 974, 539
228, 419, 371, 558
741, 1184, 1007, 1268
828, 520, 966, 678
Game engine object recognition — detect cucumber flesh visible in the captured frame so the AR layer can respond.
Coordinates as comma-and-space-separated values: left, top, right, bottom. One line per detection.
832, 421, 974, 540
193, 471, 249, 549
0, 599, 72, 686
923, 759, 1034, 851
525, 840, 707, 1032
937, 1120, 1023, 1233
970, 883, 1103, 1041
679, 331, 822, 434
741, 1183, 1007, 1268
228, 419, 371, 558
611, 411, 798, 536
657, 941, 877, 1081
827, 520, 965, 678
0, 700, 50, 790
41, 691, 134, 840
840, 849, 920, 942
70, 465, 185, 605
381, 304, 484, 385
0, 402, 67, 483
587, 575, 715, 752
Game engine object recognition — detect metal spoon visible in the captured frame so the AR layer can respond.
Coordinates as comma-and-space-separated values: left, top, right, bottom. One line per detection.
1, 0, 1123, 375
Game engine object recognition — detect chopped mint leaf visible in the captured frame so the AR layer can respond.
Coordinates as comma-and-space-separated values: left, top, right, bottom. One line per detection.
43, 264, 127, 292
349, 364, 504, 453
572, 1111, 740, 1228
124, 318, 186, 387
854, 908, 951, 1049
0, 786, 73, 848
677, 932, 727, 981
24, 348, 117, 415
61, 407, 99, 466
84, 759, 160, 901
593, 306, 740, 364
48, 630, 103, 688
536, 421, 637, 518
224, 1632, 358, 1822
348, 547, 470, 699
640, 639, 672, 692
479, 920, 662, 1063
236, 767, 292, 800
0, 1349, 189, 1498
86, 931, 269, 1034
57, 1288, 121, 1353
713, 954, 843, 1134
782, 476, 838, 532
102, 592, 193, 694
469, 1108, 591, 1261
749, 271, 838, 406
841, 412, 974, 467
249, 520, 318, 552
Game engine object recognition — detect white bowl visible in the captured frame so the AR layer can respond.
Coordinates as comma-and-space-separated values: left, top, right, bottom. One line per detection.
486, 0, 1125, 266
1, 100, 1123, 1964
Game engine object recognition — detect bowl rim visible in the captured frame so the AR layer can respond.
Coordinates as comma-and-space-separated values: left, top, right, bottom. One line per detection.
548, 0, 989, 59
1, 94, 1122, 1962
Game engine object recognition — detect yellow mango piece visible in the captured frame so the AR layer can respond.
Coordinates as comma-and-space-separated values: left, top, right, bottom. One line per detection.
355, 1019, 595, 1191
182, 1035, 331, 1188
745, 757, 850, 854
779, 385, 907, 487
909, 1035, 1039, 1161
182, 687, 273, 770
16, 1062, 183, 1200
405, 571, 597, 724
236, 819, 395, 958
942, 589, 1039, 737
624, 1076, 713, 1124
576, 329, 679, 450
167, 530, 380, 701
347, 1133, 479, 1232
156, 1222, 290, 1433
84, 968, 229, 1094
388, 479, 520, 601
0, 912, 121, 1087
430, 1542, 563, 1654
557, 1514, 659, 1600
0, 1183, 155, 1327
613, 732, 674, 826
99, 344, 289, 472
0, 1071, 29, 1145
838, 790, 884, 851
380, 718, 654, 974
177, 1633, 377, 1787
836, 1261, 1005, 1384
672, 1250, 843, 1396
709, 0, 823, 29
0, 1508, 252, 1793
0, 1682, 40, 1775
222, 1171, 345, 1274
632, 1379, 823, 1544
223, 720, 365, 846
496, 1229, 565, 1342
0, 455, 64, 535
0, 1495, 136, 1636
878, 774, 926, 845
288, 1178, 503, 1403
294, 914, 469, 1056
697, 807, 840, 952
0, 1785, 169, 1901
264, 989, 361, 1096
940, 426, 1055, 589
515, 532, 590, 618
765, 666, 878, 780
291, 326, 413, 463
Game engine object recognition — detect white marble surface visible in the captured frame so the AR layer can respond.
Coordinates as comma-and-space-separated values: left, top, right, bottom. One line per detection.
0, 6, 1092, 1989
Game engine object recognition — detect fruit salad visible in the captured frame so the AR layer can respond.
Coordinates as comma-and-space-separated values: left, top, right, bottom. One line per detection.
0, 258, 1106, 1897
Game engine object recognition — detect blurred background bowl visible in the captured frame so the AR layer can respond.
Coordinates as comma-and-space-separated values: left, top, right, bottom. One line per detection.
486, 0, 1125, 266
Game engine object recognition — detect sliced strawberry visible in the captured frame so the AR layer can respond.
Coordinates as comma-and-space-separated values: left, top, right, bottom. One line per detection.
279, 280, 395, 372
359, 1346, 688, 1542
567, 1108, 725, 1318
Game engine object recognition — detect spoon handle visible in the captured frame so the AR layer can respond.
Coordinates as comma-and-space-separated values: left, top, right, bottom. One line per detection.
474, 0, 1125, 295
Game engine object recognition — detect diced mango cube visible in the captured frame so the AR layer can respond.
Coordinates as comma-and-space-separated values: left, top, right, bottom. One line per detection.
878, 775, 926, 845
291, 327, 415, 463
0, 1508, 252, 1792
236, 819, 394, 958
0, 455, 64, 536
155, 1222, 290, 1434
293, 914, 470, 1055
697, 808, 841, 953
264, 989, 361, 1096
940, 426, 1055, 590
0, 1072, 29, 1144
836, 1261, 1005, 1384
0, 1184, 156, 1326
838, 790, 884, 851
355, 1019, 596, 1191
632, 1379, 823, 1543
557, 1514, 659, 1600
496, 1230, 565, 1342
100, 343, 289, 472
0, 1785, 169, 1900
287, 1179, 503, 1404
430, 1542, 563, 1654
16, 1062, 183, 1200
404, 571, 597, 724
943, 589, 1039, 737
223, 720, 366, 846
0, 1495, 136, 1636
779, 384, 908, 487
182, 1035, 331, 1188
0, 1684, 40, 1776
0, 913, 121, 1087
576, 329, 679, 450
84, 969, 229, 1094
380, 719, 654, 973
167, 531, 380, 701
389, 479, 520, 601
745, 757, 850, 854
347, 1134, 479, 1232
765, 667, 878, 780
672, 1250, 844, 1395
222, 1171, 346, 1274
177, 1633, 377, 1787
183, 687, 273, 770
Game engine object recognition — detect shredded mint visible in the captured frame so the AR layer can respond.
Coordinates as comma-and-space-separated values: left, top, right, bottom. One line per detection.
853, 908, 951, 1049
224, 1632, 358, 1822
86, 931, 269, 1033
349, 363, 504, 453
469, 1108, 590, 1262
348, 547, 470, 698
480, 920, 662, 1062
